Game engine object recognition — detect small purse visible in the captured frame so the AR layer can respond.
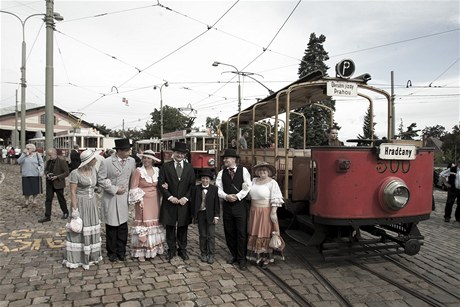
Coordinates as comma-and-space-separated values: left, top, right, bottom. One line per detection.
269, 231, 284, 249
66, 208, 83, 233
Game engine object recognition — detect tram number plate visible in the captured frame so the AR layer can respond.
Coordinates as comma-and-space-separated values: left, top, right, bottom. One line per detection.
378, 144, 416, 160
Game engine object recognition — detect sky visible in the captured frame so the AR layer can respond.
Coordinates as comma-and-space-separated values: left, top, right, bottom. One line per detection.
1, 0, 459, 142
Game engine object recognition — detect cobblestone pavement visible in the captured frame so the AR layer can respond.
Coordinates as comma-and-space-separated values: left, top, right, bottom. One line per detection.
1, 162, 460, 307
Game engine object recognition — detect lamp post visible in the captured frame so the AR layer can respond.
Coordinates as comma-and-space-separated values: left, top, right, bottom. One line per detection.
45, 0, 64, 151
212, 61, 241, 112
0, 11, 45, 150
153, 81, 168, 140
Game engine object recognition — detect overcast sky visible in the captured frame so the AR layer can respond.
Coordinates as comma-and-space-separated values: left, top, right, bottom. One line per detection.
1, 0, 459, 142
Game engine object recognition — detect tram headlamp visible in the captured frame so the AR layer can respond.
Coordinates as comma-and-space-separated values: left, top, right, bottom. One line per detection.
208, 158, 215, 166
379, 178, 410, 211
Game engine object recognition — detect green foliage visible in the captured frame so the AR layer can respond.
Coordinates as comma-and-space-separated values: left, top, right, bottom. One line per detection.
441, 125, 460, 162
206, 117, 221, 132
143, 106, 190, 138
399, 122, 420, 140
422, 125, 446, 139
93, 124, 111, 136
298, 33, 330, 77
358, 105, 378, 140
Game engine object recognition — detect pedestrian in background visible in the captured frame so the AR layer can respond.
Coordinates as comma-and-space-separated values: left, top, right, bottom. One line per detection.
38, 148, 70, 223
63, 149, 102, 269
216, 148, 252, 271
191, 169, 220, 264
97, 138, 136, 262
321, 127, 344, 146
442, 160, 460, 223
17, 144, 43, 207
128, 150, 166, 262
158, 142, 196, 262
69, 144, 81, 172
239, 132, 249, 149
247, 162, 285, 268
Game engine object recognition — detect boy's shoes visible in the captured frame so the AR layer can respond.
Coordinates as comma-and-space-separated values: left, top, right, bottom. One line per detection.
207, 256, 215, 264
166, 251, 176, 262
108, 255, 117, 262
200, 254, 207, 262
178, 250, 189, 260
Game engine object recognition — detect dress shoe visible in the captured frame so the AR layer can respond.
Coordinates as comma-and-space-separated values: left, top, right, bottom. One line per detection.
239, 262, 248, 271
444, 217, 450, 222
178, 251, 189, 260
61, 213, 69, 220
38, 216, 51, 223
207, 256, 215, 264
118, 255, 126, 261
226, 257, 237, 264
108, 255, 117, 262
200, 254, 208, 262
166, 252, 176, 262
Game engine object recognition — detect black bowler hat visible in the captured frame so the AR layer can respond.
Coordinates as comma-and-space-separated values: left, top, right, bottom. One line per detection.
113, 138, 132, 150
221, 148, 239, 158
199, 169, 214, 179
172, 142, 188, 153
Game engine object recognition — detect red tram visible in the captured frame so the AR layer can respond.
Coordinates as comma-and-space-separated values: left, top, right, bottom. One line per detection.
222, 60, 434, 260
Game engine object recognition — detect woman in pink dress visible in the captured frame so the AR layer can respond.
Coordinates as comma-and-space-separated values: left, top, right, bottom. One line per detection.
247, 162, 285, 268
128, 150, 166, 261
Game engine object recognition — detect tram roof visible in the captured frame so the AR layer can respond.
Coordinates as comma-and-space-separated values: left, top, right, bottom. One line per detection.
230, 70, 376, 125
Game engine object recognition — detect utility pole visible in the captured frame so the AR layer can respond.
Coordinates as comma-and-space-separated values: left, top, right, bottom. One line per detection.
14, 90, 19, 147
390, 71, 395, 139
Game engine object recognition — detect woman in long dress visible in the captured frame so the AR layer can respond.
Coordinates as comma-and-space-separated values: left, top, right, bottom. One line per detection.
17, 144, 43, 206
63, 149, 102, 269
128, 150, 166, 261
247, 162, 285, 268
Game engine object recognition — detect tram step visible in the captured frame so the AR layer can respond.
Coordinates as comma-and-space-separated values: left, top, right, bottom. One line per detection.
295, 215, 313, 228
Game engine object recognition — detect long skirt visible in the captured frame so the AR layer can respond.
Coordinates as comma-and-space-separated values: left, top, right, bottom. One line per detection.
247, 206, 284, 264
22, 176, 42, 196
63, 196, 102, 270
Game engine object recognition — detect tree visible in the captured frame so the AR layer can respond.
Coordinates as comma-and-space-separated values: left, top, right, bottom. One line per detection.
292, 33, 335, 146
441, 125, 460, 162
206, 117, 221, 132
143, 106, 190, 138
422, 125, 446, 139
400, 122, 420, 140
93, 124, 111, 136
358, 106, 378, 140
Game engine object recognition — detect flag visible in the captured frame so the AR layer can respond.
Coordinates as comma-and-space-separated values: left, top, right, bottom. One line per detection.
122, 97, 129, 106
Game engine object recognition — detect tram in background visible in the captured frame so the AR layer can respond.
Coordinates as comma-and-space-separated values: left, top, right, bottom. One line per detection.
222, 60, 434, 260
29, 128, 116, 161
160, 129, 223, 174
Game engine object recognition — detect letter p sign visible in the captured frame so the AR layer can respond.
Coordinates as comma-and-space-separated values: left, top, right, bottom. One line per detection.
336, 59, 355, 79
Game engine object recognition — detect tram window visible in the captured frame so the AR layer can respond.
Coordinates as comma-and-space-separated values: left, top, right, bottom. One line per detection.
76, 137, 82, 147
86, 137, 98, 148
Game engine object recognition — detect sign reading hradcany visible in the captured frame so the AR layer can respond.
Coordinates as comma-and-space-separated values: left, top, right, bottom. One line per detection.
379, 144, 416, 160
327, 81, 358, 97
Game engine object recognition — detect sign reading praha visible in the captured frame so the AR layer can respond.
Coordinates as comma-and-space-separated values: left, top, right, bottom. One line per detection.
326, 81, 358, 97
378, 144, 416, 160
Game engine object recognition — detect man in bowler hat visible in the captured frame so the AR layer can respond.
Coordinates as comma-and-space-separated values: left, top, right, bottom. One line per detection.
191, 169, 220, 264
158, 142, 196, 261
98, 138, 136, 262
216, 148, 252, 270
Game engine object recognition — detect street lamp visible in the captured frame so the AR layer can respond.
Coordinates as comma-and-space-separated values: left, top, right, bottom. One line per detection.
212, 61, 242, 112
153, 81, 168, 140
1, 6, 63, 151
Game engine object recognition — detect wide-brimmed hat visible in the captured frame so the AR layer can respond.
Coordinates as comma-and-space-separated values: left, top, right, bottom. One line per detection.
221, 148, 239, 158
199, 169, 214, 179
137, 149, 161, 162
252, 161, 276, 176
172, 142, 188, 153
78, 149, 99, 169
113, 138, 132, 149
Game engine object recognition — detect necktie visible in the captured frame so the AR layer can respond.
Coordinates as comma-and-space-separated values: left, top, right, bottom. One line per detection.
200, 188, 207, 211
229, 167, 235, 179
176, 162, 182, 178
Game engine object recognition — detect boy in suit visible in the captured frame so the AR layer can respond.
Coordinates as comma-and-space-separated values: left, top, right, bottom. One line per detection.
158, 142, 196, 262
191, 169, 220, 264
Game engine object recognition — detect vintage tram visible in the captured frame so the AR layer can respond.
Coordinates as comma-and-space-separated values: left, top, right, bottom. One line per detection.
222, 61, 434, 260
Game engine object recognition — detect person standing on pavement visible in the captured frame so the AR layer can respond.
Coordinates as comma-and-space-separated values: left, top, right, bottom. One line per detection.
216, 148, 252, 271
191, 169, 220, 264
97, 138, 136, 262
69, 144, 81, 172
442, 160, 460, 223
128, 150, 166, 262
239, 132, 249, 149
17, 144, 43, 207
38, 148, 70, 223
63, 149, 102, 269
158, 142, 195, 262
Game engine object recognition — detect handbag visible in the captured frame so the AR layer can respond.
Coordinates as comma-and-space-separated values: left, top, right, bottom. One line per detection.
36, 154, 44, 177
269, 231, 284, 249
66, 208, 83, 233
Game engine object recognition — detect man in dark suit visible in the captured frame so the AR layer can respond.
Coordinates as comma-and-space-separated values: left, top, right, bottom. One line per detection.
38, 148, 70, 223
69, 144, 81, 171
159, 142, 196, 262
191, 169, 220, 264
216, 148, 252, 271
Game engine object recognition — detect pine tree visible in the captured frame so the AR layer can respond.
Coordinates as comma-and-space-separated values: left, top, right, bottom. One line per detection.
358, 105, 378, 140
291, 33, 336, 146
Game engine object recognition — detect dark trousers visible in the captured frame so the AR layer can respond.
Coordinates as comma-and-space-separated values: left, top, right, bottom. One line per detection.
106, 222, 128, 258
223, 201, 248, 264
165, 225, 188, 255
45, 181, 68, 218
444, 188, 460, 221
197, 210, 216, 257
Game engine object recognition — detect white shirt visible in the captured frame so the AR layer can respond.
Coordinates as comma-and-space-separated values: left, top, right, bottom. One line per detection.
216, 166, 252, 201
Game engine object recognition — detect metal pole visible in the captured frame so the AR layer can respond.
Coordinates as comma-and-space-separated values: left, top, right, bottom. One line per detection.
390, 71, 395, 139
44, 0, 55, 151
14, 89, 19, 147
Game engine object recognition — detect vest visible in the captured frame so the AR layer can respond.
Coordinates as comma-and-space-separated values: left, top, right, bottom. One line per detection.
222, 167, 244, 195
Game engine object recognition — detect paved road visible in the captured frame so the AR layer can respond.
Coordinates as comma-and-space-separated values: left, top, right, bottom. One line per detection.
1, 162, 459, 306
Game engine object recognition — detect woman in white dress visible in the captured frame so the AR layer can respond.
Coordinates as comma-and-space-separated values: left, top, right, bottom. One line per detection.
247, 162, 285, 268
63, 149, 102, 269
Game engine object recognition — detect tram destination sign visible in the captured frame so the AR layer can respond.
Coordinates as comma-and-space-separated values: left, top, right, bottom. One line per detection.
326, 81, 358, 97
378, 144, 416, 160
